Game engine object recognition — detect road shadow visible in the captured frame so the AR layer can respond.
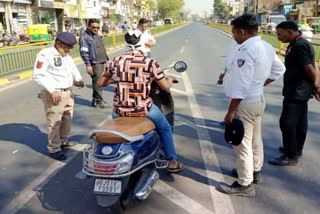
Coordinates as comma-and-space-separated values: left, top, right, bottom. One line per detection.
0, 123, 48, 155
16, 153, 112, 214
0, 123, 87, 156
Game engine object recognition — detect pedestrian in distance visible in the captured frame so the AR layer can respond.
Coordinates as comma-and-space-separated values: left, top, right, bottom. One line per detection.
121, 21, 129, 32
79, 18, 109, 108
217, 14, 285, 197
97, 30, 184, 173
138, 18, 156, 57
269, 21, 320, 166
33, 32, 84, 161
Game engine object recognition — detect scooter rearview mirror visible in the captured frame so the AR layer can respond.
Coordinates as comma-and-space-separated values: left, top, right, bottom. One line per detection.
174, 61, 187, 73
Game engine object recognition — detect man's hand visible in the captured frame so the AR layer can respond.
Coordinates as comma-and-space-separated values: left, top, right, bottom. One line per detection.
51, 91, 61, 105
217, 73, 225, 85
167, 76, 177, 84
86, 66, 93, 75
224, 111, 235, 125
74, 80, 84, 88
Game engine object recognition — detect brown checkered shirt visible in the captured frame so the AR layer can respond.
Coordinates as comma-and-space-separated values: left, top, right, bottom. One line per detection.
106, 51, 165, 117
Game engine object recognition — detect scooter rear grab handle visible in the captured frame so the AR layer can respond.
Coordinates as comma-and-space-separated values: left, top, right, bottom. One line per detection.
89, 129, 144, 142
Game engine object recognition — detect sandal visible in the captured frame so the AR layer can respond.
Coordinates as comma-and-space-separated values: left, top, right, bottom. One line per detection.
167, 160, 184, 173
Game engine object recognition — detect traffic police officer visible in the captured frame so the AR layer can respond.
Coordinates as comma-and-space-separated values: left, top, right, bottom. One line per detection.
33, 32, 84, 160
217, 14, 285, 197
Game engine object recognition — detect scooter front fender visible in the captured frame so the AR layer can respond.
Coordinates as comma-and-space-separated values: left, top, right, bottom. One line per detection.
95, 176, 130, 208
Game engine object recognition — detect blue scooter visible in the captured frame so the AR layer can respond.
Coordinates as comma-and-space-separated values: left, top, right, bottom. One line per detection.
82, 61, 187, 213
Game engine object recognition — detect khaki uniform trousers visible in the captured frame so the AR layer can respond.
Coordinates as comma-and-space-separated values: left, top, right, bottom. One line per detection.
233, 99, 265, 186
41, 90, 74, 153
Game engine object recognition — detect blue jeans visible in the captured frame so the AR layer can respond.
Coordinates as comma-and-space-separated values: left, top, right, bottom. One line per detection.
112, 104, 177, 160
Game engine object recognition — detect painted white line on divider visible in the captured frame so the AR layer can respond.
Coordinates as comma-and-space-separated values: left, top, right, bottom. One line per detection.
154, 180, 213, 214
181, 68, 235, 214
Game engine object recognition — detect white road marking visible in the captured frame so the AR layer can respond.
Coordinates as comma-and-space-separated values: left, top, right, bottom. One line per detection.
154, 180, 213, 214
180, 47, 185, 53
181, 69, 235, 214
0, 118, 110, 214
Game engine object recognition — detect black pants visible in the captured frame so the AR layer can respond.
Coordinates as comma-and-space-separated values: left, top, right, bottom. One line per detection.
92, 63, 105, 102
280, 99, 308, 159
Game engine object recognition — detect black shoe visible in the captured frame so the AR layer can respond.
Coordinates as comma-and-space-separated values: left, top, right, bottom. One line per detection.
231, 168, 263, 184
96, 101, 106, 108
268, 155, 298, 166
61, 141, 78, 148
279, 147, 302, 157
217, 181, 255, 197
91, 99, 97, 107
49, 151, 67, 160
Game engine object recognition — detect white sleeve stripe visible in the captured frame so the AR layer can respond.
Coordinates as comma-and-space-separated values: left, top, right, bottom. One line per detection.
80, 47, 89, 52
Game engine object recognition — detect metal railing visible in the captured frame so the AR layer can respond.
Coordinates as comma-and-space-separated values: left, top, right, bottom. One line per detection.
0, 23, 186, 77
208, 22, 320, 62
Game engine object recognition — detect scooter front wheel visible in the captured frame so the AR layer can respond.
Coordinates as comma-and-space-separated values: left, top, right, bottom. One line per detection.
106, 201, 123, 214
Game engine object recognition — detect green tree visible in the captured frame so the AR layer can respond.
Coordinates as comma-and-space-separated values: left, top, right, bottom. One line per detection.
213, 0, 230, 19
144, 0, 156, 12
158, 0, 184, 19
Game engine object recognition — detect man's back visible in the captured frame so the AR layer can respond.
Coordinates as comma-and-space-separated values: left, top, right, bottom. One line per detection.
107, 52, 164, 117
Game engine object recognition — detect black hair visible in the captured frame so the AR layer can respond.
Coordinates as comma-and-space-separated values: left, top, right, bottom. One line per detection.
276, 21, 299, 31
88, 19, 100, 26
125, 32, 141, 45
231, 14, 258, 33
138, 18, 148, 25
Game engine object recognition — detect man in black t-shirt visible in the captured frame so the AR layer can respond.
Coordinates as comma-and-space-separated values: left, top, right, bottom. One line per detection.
269, 21, 320, 166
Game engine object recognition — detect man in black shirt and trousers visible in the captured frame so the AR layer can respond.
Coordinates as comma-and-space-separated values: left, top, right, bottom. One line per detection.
269, 21, 320, 166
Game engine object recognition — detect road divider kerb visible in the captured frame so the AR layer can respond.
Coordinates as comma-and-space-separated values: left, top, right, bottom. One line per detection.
0, 24, 189, 88
0, 47, 119, 87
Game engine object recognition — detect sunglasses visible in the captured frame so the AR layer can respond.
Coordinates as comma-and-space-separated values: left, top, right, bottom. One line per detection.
91, 26, 100, 29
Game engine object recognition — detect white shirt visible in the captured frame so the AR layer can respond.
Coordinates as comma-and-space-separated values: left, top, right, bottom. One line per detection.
224, 36, 285, 103
33, 46, 83, 93
139, 29, 156, 54
223, 39, 238, 73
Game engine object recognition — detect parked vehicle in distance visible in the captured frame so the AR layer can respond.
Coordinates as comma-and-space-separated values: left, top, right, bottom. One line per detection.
28, 24, 53, 42
164, 18, 173, 24
305, 17, 320, 33
260, 14, 286, 34
154, 21, 164, 26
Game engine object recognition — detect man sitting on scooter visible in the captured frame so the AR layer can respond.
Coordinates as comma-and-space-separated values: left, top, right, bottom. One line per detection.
97, 30, 183, 173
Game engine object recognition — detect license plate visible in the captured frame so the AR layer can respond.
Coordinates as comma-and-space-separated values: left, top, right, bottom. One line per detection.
94, 179, 121, 194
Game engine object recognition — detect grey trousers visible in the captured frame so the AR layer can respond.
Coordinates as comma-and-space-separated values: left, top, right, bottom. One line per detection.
92, 63, 105, 102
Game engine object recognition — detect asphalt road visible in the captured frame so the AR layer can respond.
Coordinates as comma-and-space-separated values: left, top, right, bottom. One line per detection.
0, 22, 319, 214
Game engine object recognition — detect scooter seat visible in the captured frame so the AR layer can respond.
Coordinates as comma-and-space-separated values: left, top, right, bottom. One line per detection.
95, 117, 156, 144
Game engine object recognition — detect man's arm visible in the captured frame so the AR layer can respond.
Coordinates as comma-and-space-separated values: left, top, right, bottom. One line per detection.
224, 99, 242, 125
145, 32, 156, 48
97, 71, 112, 87
264, 54, 285, 86
79, 35, 94, 75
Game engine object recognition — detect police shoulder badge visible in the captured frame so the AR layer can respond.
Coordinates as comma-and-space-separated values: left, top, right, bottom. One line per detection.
237, 59, 246, 67
54, 57, 62, 66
